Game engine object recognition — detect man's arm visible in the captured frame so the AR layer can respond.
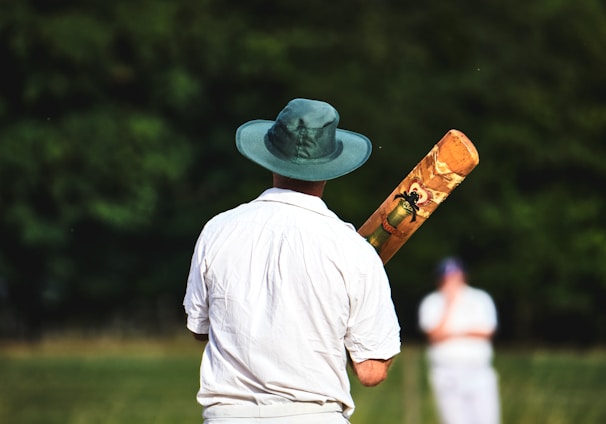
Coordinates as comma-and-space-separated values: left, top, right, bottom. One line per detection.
350, 357, 394, 387
427, 328, 494, 344
191, 331, 208, 342
423, 294, 456, 343
423, 289, 497, 344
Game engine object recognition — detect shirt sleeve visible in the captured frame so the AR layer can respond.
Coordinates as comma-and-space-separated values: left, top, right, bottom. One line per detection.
344, 248, 401, 363
418, 293, 442, 333
183, 234, 210, 335
476, 290, 498, 332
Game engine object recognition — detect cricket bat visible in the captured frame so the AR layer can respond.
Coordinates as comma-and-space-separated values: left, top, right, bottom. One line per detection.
358, 129, 479, 265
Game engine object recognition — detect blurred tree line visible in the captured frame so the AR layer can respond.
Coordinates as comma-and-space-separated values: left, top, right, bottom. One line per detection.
1, 0, 605, 344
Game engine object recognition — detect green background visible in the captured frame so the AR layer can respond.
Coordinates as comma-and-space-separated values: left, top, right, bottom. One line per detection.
1, 0, 605, 345
1, 338, 605, 424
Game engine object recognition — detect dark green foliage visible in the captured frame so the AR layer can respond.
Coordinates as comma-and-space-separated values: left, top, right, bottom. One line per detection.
0, 0, 605, 343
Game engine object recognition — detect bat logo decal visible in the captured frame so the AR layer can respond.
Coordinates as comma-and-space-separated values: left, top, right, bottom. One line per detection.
394, 191, 420, 222
393, 179, 431, 223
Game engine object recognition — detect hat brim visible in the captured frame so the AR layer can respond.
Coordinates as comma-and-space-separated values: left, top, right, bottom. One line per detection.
236, 120, 372, 181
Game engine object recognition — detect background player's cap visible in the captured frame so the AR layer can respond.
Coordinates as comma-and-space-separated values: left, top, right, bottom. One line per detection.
435, 257, 465, 279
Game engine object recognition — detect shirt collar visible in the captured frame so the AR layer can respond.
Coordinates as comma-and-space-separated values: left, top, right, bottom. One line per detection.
254, 188, 339, 219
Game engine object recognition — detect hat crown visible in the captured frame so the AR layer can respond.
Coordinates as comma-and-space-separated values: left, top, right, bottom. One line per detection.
265, 99, 343, 164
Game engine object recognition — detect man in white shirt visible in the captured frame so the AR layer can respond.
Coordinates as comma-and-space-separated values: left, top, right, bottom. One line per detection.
418, 257, 500, 424
184, 98, 401, 423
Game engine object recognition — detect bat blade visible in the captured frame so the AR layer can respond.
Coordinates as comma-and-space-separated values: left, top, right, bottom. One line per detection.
357, 129, 479, 264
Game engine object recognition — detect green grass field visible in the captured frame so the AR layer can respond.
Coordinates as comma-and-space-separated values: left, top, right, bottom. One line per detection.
1, 336, 605, 424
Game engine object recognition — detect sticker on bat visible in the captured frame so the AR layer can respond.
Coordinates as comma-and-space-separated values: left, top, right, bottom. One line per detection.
365, 178, 432, 254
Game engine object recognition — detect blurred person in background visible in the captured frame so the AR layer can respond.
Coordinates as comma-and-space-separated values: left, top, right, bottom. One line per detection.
418, 257, 500, 424
183, 98, 401, 424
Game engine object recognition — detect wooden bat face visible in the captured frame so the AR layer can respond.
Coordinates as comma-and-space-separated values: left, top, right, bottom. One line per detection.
357, 129, 479, 265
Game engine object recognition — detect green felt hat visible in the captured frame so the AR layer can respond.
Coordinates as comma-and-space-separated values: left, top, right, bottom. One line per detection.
236, 98, 372, 181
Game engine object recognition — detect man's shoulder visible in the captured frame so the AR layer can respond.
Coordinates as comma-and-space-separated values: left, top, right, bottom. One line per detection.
465, 286, 495, 302
420, 290, 441, 305
418, 291, 442, 319
199, 201, 255, 234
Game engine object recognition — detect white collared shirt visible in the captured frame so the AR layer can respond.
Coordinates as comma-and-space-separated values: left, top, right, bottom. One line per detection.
183, 188, 401, 418
419, 286, 497, 366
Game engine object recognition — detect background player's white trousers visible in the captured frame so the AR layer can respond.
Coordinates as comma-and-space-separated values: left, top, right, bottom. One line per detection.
429, 365, 500, 424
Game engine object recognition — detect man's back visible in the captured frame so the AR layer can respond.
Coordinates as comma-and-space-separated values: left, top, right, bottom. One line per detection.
185, 188, 400, 415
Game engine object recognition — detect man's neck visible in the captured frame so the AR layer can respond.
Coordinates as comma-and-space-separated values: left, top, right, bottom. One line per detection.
272, 174, 327, 197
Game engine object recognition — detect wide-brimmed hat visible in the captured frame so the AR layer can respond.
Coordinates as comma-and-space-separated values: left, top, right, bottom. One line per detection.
236, 98, 372, 181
